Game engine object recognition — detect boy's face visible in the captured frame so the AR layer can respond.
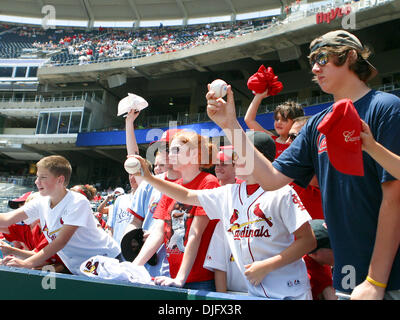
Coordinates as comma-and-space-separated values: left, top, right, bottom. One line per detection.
286, 121, 305, 144
168, 139, 196, 171
215, 162, 235, 183
274, 113, 293, 137
154, 152, 169, 175
311, 50, 350, 95
35, 167, 63, 196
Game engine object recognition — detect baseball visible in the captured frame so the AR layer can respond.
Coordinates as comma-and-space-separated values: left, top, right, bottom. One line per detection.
210, 79, 228, 98
124, 157, 141, 174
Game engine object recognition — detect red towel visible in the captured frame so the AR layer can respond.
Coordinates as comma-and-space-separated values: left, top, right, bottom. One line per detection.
247, 65, 283, 96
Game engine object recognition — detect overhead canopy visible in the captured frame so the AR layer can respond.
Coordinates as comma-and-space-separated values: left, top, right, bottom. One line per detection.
0, 0, 295, 24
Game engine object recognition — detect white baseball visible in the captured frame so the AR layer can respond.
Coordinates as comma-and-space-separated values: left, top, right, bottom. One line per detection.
124, 157, 141, 174
210, 79, 228, 99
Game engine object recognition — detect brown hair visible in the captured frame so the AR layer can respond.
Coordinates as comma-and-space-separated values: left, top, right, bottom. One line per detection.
172, 131, 217, 169
293, 115, 311, 124
308, 43, 373, 82
274, 101, 304, 121
71, 184, 97, 200
36, 155, 72, 186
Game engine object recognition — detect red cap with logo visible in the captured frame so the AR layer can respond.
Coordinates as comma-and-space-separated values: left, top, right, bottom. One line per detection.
317, 99, 364, 176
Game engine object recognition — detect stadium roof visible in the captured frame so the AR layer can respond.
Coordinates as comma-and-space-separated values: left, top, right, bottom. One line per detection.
1, 0, 294, 25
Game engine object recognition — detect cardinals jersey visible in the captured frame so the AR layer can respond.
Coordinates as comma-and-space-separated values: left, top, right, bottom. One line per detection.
23, 190, 120, 274
197, 182, 312, 299
204, 221, 248, 294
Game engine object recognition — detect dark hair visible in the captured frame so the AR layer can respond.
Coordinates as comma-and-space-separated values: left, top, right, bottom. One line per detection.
308, 44, 373, 82
274, 101, 304, 121
72, 184, 97, 200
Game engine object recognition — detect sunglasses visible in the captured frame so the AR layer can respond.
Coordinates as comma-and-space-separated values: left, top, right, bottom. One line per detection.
288, 133, 299, 141
158, 144, 169, 153
169, 146, 184, 155
310, 52, 329, 68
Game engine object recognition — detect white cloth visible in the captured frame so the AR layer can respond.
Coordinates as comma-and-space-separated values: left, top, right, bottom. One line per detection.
23, 190, 120, 274
197, 182, 312, 299
117, 93, 148, 116
79, 255, 153, 285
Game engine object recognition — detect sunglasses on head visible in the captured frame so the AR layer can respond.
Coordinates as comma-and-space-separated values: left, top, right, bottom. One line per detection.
288, 133, 299, 141
310, 52, 329, 68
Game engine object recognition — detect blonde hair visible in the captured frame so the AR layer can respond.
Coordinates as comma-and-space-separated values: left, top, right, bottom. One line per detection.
36, 155, 72, 186
172, 131, 217, 169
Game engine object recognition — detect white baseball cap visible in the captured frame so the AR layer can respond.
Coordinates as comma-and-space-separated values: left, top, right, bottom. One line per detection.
117, 93, 149, 116
113, 187, 125, 194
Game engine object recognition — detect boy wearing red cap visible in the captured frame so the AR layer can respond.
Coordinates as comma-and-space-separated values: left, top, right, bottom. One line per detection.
206, 30, 400, 300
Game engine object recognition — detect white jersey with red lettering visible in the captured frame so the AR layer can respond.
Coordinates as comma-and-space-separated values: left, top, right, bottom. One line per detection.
197, 182, 312, 299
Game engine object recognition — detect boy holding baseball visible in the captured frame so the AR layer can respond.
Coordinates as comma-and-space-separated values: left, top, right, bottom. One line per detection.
133, 131, 316, 299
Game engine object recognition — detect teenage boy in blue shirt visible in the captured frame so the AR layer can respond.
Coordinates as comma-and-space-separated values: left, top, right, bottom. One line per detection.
206, 30, 400, 300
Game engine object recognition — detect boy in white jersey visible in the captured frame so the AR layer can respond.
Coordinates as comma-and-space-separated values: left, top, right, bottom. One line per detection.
133, 131, 316, 299
0, 155, 120, 274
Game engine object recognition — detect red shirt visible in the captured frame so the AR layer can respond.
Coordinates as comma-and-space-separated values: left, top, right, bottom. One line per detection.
290, 183, 324, 220
304, 255, 333, 300
3, 224, 35, 250
3, 223, 63, 264
272, 136, 290, 159
153, 171, 220, 283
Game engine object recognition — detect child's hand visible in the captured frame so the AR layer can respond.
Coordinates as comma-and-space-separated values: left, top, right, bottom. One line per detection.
360, 120, 376, 152
153, 276, 184, 288
244, 259, 273, 286
1, 255, 32, 269
125, 109, 140, 122
133, 155, 152, 179
255, 89, 270, 99
0, 240, 14, 256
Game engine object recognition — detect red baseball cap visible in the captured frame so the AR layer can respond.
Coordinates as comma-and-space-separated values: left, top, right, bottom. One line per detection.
317, 99, 364, 176
150, 129, 183, 148
151, 128, 183, 146
217, 145, 237, 163
8, 191, 33, 210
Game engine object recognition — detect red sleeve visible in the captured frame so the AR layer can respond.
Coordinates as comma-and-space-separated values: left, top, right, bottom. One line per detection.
153, 194, 171, 220
192, 175, 220, 217
304, 255, 333, 300
3, 224, 35, 250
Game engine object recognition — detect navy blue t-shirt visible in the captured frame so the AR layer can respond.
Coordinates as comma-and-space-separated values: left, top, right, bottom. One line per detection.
273, 90, 400, 293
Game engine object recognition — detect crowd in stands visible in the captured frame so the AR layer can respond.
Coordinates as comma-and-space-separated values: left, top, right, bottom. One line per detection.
0, 17, 274, 64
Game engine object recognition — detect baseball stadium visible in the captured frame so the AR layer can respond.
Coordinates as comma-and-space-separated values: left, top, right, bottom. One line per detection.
0, 0, 399, 302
